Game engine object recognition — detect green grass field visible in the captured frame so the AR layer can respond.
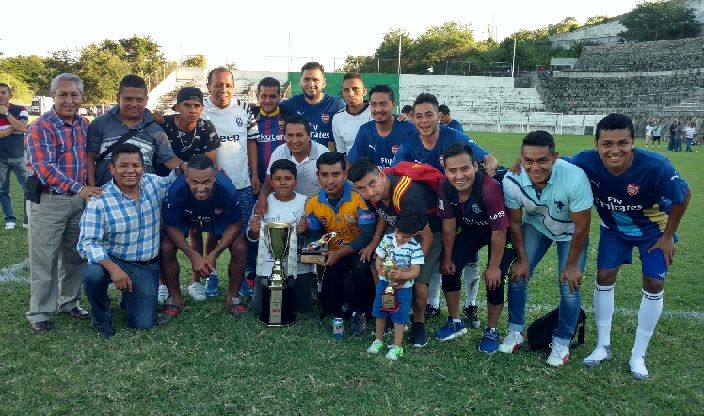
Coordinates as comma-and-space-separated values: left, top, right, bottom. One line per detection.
0, 133, 702, 415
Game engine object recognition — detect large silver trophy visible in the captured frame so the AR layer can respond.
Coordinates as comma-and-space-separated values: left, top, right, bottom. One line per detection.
260, 222, 296, 326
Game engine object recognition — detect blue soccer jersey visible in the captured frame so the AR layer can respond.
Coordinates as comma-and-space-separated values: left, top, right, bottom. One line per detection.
348, 119, 416, 169
570, 148, 689, 238
280, 94, 345, 147
255, 106, 288, 183
446, 119, 464, 132
163, 171, 242, 236
391, 124, 489, 172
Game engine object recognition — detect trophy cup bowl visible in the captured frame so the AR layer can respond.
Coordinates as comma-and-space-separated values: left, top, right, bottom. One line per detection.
261, 222, 295, 326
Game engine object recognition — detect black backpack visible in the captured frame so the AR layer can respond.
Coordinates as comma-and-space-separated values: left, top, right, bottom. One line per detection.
527, 307, 586, 351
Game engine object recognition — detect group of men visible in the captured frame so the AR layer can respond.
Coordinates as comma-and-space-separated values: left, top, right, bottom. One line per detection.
13, 62, 690, 380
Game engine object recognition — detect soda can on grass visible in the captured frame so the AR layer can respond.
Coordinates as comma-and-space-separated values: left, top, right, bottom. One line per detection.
333, 317, 344, 339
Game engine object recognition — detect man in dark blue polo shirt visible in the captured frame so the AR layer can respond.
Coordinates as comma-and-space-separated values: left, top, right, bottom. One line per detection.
158, 154, 247, 321
0, 83, 30, 230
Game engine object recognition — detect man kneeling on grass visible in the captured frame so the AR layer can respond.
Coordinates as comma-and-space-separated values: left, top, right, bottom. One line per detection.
78, 144, 178, 339
158, 154, 246, 322
366, 210, 425, 361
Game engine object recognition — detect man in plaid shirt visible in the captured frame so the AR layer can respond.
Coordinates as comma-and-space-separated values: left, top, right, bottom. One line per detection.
78, 143, 179, 339
25, 73, 104, 333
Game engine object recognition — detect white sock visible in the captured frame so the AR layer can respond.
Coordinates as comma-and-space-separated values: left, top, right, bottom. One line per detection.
428, 272, 441, 309
631, 289, 663, 360
463, 262, 480, 308
594, 282, 615, 347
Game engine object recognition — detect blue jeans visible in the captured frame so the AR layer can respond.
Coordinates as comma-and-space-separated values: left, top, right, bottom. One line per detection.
238, 186, 257, 274
507, 223, 588, 346
0, 157, 30, 225
82, 257, 159, 330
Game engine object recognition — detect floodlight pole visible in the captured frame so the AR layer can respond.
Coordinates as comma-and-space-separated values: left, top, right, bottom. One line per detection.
511, 37, 517, 78
398, 32, 402, 75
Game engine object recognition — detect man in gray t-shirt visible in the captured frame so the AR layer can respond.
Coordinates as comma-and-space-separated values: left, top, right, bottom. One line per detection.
87, 75, 182, 186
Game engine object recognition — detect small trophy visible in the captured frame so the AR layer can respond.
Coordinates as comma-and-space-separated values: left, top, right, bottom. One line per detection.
300, 232, 337, 266
379, 239, 400, 312
261, 221, 295, 326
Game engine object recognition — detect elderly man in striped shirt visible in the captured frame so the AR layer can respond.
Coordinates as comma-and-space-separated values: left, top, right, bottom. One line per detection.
78, 143, 180, 339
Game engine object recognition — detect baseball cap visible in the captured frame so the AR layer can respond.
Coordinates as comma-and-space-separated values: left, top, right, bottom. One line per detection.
172, 87, 204, 110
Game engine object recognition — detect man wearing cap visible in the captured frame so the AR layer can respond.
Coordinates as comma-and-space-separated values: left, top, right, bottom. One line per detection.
155, 87, 221, 303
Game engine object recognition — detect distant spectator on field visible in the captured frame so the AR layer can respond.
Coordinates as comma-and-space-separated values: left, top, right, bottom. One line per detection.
438, 104, 464, 133
652, 125, 662, 147
668, 120, 678, 151
644, 122, 653, 147
683, 121, 696, 152
0, 83, 29, 230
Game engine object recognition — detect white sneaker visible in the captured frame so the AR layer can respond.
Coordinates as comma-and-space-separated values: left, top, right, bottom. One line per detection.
498, 329, 525, 353
188, 282, 206, 301
583, 345, 612, 367
157, 285, 169, 305
629, 355, 649, 380
22, 223, 28, 229
4, 222, 16, 230
546, 343, 570, 367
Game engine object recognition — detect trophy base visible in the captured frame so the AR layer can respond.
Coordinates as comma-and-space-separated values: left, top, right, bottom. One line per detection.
259, 284, 295, 326
300, 251, 327, 266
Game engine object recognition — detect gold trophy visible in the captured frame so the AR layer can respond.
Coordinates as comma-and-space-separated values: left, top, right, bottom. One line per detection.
379, 239, 400, 312
261, 222, 295, 326
300, 232, 337, 266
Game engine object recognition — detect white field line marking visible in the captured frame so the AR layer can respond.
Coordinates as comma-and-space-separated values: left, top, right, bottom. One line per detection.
0, 258, 29, 282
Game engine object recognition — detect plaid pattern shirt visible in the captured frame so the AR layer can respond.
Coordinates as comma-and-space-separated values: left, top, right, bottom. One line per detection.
25, 108, 88, 194
78, 173, 174, 264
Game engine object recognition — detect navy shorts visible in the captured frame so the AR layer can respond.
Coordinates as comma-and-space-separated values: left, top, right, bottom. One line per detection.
371, 280, 412, 324
597, 226, 674, 280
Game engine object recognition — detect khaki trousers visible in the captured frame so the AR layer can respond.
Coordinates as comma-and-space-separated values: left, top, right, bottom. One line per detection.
26, 192, 85, 323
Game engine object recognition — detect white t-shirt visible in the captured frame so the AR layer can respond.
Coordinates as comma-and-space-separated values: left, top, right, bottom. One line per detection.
266, 141, 328, 197
202, 98, 259, 189
332, 105, 372, 154
250, 193, 313, 276
684, 126, 696, 139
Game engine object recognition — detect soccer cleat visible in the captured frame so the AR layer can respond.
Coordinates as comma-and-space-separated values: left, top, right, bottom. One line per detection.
188, 282, 206, 301
385, 345, 404, 360
629, 356, 649, 380
157, 284, 169, 305
424, 304, 440, 320
498, 329, 525, 353
546, 343, 570, 367
4, 222, 16, 230
204, 273, 219, 297
349, 313, 367, 337
434, 318, 467, 341
464, 305, 481, 329
410, 322, 428, 348
583, 345, 613, 367
239, 278, 253, 298
478, 327, 500, 353
157, 304, 182, 325
22, 223, 29, 229
366, 339, 384, 354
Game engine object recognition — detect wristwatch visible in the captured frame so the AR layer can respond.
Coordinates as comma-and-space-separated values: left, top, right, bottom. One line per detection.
1, 111, 8, 117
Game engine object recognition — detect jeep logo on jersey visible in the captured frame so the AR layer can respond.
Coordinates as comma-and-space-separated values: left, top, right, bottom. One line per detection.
391, 145, 399, 154
236, 117, 243, 127
627, 183, 639, 196
321, 113, 330, 123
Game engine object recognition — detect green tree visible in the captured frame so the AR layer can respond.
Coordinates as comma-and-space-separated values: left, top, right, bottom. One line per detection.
0, 73, 32, 104
183, 54, 207, 68
45, 49, 79, 78
95, 36, 166, 76
547, 17, 580, 36
409, 22, 475, 73
585, 15, 610, 26
0, 55, 50, 95
76, 44, 131, 104
620, 0, 699, 41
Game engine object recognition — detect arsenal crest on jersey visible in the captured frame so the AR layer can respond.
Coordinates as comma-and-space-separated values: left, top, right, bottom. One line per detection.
391, 145, 399, 154
321, 113, 330, 123
627, 183, 639, 196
